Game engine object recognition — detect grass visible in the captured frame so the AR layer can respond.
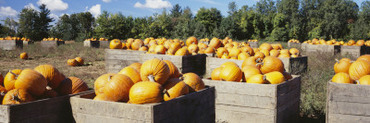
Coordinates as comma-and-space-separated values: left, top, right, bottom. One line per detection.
0, 42, 105, 87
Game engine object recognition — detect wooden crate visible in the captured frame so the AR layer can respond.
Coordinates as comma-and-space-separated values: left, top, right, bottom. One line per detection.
204, 76, 301, 123
22, 41, 33, 46
0, 90, 92, 123
140, 54, 207, 76
105, 49, 146, 73
303, 44, 341, 55
41, 41, 65, 48
83, 40, 100, 48
341, 46, 370, 58
0, 40, 23, 50
249, 42, 258, 48
99, 41, 110, 48
288, 42, 301, 48
70, 87, 215, 123
326, 81, 370, 123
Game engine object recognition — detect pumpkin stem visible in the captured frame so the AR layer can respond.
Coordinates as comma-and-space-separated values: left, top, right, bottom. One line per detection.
163, 89, 170, 97
148, 75, 155, 82
46, 86, 52, 90
335, 59, 339, 63
9, 70, 18, 79
108, 75, 112, 82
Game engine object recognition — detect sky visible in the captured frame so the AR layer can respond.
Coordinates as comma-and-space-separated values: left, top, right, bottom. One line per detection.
0, 0, 367, 22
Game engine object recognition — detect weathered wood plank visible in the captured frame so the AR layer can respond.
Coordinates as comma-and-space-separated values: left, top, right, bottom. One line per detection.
216, 108, 275, 123
328, 113, 370, 123
0, 40, 23, 50
303, 44, 340, 56
341, 46, 370, 58
41, 41, 65, 48
83, 40, 100, 48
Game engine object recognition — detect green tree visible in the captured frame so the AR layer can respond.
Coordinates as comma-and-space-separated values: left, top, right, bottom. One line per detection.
268, 13, 289, 41
256, 0, 277, 38
195, 7, 222, 37
18, 8, 38, 40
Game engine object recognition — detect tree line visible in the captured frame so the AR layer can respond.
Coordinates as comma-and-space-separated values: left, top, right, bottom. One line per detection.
1, 0, 369, 42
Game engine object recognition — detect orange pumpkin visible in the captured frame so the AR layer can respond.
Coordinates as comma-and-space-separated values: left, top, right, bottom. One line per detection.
15, 69, 48, 96
357, 55, 370, 63
4, 69, 22, 91
348, 60, 370, 80
138, 46, 148, 51
129, 81, 163, 104
242, 67, 261, 81
109, 39, 122, 49
332, 72, 354, 84
186, 36, 198, 46
209, 38, 221, 49
163, 60, 180, 79
75, 57, 84, 66
269, 50, 280, 57
68, 77, 89, 94
34, 64, 66, 89
241, 57, 262, 69
67, 59, 79, 66
188, 44, 199, 54
154, 45, 166, 54
265, 71, 285, 84
359, 75, 370, 85
128, 63, 142, 72
334, 59, 352, 73
175, 47, 189, 56
246, 74, 267, 84
20, 52, 28, 60
94, 73, 116, 95
163, 78, 189, 101
216, 48, 228, 58
260, 56, 285, 74
140, 58, 170, 85
237, 52, 250, 60
0, 85, 7, 103
2, 89, 35, 104
254, 52, 265, 59
259, 43, 273, 51
102, 74, 134, 102
289, 48, 300, 56
241, 46, 254, 56
220, 64, 242, 82
211, 67, 223, 80
118, 67, 142, 83
181, 73, 205, 92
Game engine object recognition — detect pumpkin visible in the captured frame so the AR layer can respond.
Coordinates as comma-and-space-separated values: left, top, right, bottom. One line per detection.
67, 59, 79, 66
260, 49, 270, 57
2, 89, 35, 104
163, 60, 181, 79
357, 55, 370, 63
34, 64, 66, 89
204, 47, 215, 54
238, 52, 250, 60
0, 85, 7, 103
220, 64, 243, 82
259, 43, 273, 51
103, 74, 134, 102
109, 39, 122, 49
334, 59, 351, 73
68, 77, 89, 94
94, 73, 116, 95
254, 52, 265, 59
242, 67, 261, 81
209, 38, 221, 49
359, 75, 370, 85
20, 52, 28, 60
163, 78, 189, 101
348, 60, 370, 80
42, 86, 58, 98
175, 47, 189, 56
260, 56, 285, 74
211, 67, 223, 80
131, 41, 143, 50
241, 46, 254, 56
57, 78, 72, 95
93, 94, 109, 101
269, 50, 280, 57
129, 81, 163, 104
138, 46, 148, 51
0, 74, 3, 86
140, 58, 170, 85
118, 67, 142, 83
278, 53, 291, 58
241, 57, 262, 69
128, 63, 142, 72
75, 57, 84, 66
170, 42, 181, 51
4, 69, 22, 91
186, 36, 198, 46
14, 69, 48, 96
280, 49, 290, 55
265, 71, 285, 84
332, 72, 354, 84
181, 73, 205, 92
216, 48, 228, 58
289, 48, 300, 56
228, 48, 241, 57
154, 45, 166, 54
188, 44, 199, 54
246, 74, 267, 84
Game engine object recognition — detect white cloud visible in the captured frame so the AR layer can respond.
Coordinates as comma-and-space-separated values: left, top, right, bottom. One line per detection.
0, 6, 17, 17
24, 3, 37, 10
102, 0, 111, 3
37, 0, 68, 11
89, 4, 101, 18
134, 0, 172, 9
50, 13, 59, 20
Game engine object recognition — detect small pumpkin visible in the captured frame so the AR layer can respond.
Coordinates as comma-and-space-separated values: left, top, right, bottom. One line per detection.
246, 74, 267, 84
332, 72, 354, 84
348, 60, 370, 80
154, 45, 166, 54
109, 39, 122, 49
67, 59, 79, 66
359, 75, 370, 85
75, 57, 84, 66
237, 52, 250, 60
211, 67, 223, 80
186, 36, 198, 46
163, 78, 189, 101
20, 52, 28, 60
260, 56, 285, 74
4, 69, 22, 91
265, 71, 285, 84
103, 74, 134, 102
209, 38, 221, 49
140, 58, 170, 85
181, 73, 205, 92
163, 60, 180, 79
220, 64, 243, 82
129, 81, 163, 104
34, 64, 66, 89
2, 89, 35, 104
15, 69, 48, 96
259, 43, 273, 51
188, 44, 199, 54
118, 67, 142, 83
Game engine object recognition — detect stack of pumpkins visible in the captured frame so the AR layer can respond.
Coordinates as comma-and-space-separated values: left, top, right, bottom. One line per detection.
93, 58, 205, 104
303, 39, 370, 46
332, 54, 370, 84
42, 37, 63, 41
288, 39, 300, 43
0, 64, 89, 104
211, 56, 292, 84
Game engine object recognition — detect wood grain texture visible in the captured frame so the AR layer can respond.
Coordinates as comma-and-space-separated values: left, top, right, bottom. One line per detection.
341, 46, 370, 58
83, 41, 100, 48
0, 40, 23, 50
303, 44, 340, 56
41, 41, 65, 48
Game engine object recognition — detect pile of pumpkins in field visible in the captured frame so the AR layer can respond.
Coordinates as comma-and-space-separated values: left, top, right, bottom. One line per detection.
93, 58, 205, 104
0, 64, 89, 104
210, 56, 292, 84
42, 37, 64, 41
332, 54, 370, 84
84, 38, 109, 41
303, 38, 370, 46
288, 39, 300, 43
0, 36, 30, 41
67, 57, 84, 66
108, 36, 301, 59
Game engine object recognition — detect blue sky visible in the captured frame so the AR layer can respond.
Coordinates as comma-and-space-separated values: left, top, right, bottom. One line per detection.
0, 0, 367, 22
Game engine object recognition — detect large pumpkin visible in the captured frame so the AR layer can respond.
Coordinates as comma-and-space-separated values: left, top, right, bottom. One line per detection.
163, 78, 189, 101
211, 67, 222, 80
15, 69, 48, 96
34, 64, 66, 89
129, 81, 163, 104
68, 77, 89, 94
4, 69, 22, 91
181, 73, 205, 92
348, 60, 370, 80
357, 55, 370, 63
332, 72, 354, 84
188, 44, 199, 54
259, 43, 273, 51
103, 74, 134, 102
140, 58, 170, 85
260, 56, 285, 74
2, 89, 35, 104
163, 60, 180, 79
94, 73, 116, 95
118, 67, 142, 83
220, 64, 242, 82
241, 57, 262, 69
334, 59, 351, 73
